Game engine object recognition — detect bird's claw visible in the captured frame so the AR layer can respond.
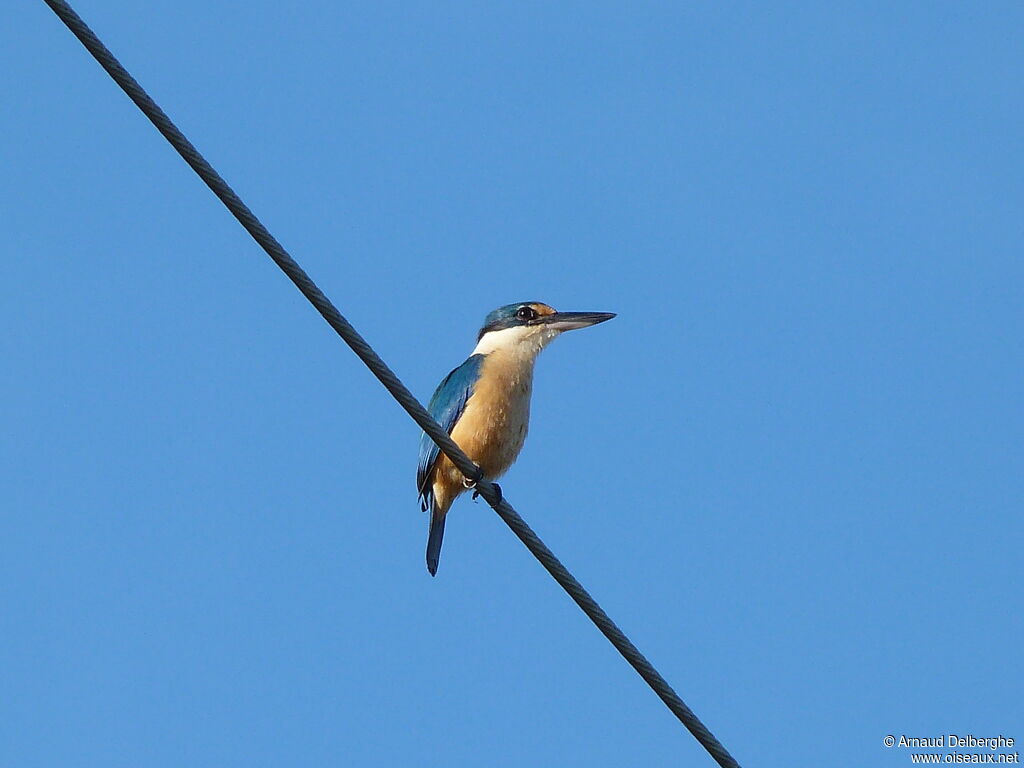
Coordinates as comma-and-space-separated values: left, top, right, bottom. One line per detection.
466, 477, 501, 504
473, 482, 502, 503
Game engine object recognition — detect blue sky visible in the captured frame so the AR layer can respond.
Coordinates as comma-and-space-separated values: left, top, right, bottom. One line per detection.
3, 2, 1021, 766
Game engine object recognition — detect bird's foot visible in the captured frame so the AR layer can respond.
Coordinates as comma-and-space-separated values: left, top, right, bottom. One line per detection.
472, 482, 502, 503
464, 472, 483, 500
464, 472, 502, 503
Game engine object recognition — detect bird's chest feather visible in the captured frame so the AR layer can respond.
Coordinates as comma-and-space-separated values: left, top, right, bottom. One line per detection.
450, 351, 535, 477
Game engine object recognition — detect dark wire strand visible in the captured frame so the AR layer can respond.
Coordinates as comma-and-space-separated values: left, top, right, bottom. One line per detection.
41, 2, 741, 766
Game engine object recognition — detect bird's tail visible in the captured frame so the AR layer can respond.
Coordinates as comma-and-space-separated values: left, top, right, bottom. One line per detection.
426, 508, 446, 577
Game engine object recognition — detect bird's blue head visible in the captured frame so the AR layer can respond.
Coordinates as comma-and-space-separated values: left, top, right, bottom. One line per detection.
474, 301, 615, 353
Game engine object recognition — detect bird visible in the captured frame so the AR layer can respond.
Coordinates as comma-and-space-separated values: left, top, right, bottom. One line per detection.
416, 301, 615, 576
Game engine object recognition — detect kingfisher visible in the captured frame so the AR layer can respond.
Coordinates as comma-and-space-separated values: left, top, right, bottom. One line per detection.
417, 301, 615, 576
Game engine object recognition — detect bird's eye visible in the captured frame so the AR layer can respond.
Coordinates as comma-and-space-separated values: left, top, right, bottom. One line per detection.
516, 306, 537, 321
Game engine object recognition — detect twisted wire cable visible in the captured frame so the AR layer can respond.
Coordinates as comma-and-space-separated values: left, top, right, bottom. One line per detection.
41, 2, 741, 765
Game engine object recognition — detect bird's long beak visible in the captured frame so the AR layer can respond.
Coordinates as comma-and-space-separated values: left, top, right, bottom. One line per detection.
541, 311, 616, 331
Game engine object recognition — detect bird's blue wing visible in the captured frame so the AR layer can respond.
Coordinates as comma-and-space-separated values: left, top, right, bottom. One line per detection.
417, 354, 485, 509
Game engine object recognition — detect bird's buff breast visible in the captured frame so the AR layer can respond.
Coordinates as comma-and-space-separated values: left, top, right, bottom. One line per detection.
442, 351, 534, 484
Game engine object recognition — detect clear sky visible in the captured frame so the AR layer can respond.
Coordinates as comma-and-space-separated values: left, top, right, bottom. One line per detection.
3, 2, 1021, 767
